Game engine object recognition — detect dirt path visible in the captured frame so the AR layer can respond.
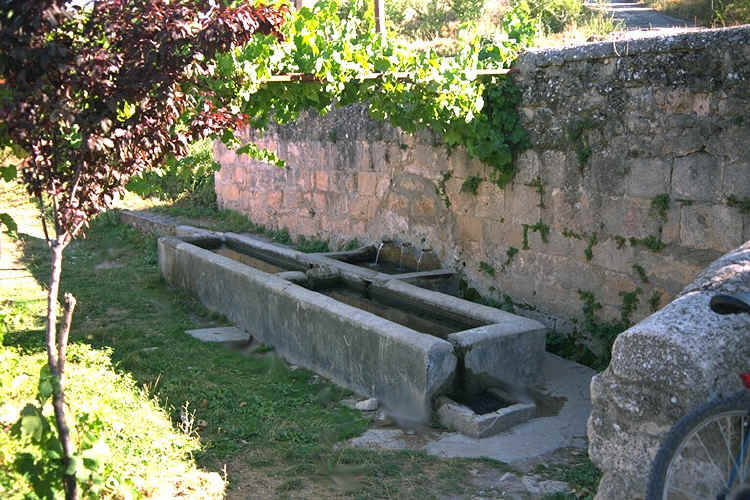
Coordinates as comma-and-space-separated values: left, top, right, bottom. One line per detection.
601, 0, 692, 29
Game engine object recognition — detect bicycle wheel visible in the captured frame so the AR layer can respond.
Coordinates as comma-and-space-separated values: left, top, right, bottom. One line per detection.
647, 391, 750, 500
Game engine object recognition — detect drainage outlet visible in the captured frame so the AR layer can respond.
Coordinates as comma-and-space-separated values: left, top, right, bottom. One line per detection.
436, 388, 536, 438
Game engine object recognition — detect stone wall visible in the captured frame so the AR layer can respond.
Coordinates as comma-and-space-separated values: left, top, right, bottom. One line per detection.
214, 25, 750, 331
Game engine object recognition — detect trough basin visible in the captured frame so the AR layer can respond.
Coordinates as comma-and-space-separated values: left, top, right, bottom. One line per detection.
159, 230, 546, 427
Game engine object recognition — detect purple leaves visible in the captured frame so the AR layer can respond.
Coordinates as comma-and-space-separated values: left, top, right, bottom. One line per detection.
0, 0, 286, 238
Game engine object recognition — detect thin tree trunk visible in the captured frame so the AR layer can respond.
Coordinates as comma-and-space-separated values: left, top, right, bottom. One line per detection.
46, 237, 78, 500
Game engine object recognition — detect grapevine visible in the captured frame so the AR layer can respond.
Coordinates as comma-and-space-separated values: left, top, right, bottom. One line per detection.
207, 0, 537, 187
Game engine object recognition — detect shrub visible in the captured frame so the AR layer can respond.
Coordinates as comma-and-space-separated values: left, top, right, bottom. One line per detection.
126, 139, 219, 207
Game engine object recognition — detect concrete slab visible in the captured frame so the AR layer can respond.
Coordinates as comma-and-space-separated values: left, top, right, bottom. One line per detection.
185, 326, 249, 343
346, 353, 595, 464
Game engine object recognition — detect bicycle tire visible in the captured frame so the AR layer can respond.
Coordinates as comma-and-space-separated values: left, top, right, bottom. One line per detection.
647, 390, 750, 500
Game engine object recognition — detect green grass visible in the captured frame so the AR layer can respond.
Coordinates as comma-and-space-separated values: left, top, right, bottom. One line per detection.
537, 452, 601, 500
3, 188, 555, 498
1, 182, 604, 497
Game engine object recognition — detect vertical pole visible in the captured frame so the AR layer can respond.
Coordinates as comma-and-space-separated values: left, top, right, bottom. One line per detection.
373, 0, 386, 39
294, 0, 303, 10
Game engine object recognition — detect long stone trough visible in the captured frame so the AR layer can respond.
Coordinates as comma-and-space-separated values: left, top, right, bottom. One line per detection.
159, 230, 547, 425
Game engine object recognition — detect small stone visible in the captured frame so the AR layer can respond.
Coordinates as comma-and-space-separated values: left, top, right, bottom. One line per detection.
355, 398, 379, 411
341, 398, 359, 410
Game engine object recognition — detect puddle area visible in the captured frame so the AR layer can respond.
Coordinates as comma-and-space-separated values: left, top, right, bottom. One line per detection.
213, 246, 287, 274
311, 284, 482, 339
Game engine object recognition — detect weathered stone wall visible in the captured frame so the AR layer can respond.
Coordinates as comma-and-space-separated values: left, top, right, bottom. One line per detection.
215, 25, 750, 331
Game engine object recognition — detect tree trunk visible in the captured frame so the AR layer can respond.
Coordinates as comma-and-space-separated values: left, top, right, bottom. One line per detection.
46, 238, 78, 500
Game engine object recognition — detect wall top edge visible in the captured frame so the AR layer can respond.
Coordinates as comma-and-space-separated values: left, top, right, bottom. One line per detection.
514, 24, 750, 70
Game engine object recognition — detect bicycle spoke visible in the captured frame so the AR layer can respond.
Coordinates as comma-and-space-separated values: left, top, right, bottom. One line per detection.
667, 483, 706, 499
696, 426, 723, 479
742, 415, 750, 485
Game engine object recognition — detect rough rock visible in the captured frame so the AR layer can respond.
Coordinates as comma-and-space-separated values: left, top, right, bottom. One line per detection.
589, 241, 750, 499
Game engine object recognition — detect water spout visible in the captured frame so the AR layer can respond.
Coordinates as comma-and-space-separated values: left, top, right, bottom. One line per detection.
417, 249, 424, 271
398, 242, 410, 271
374, 242, 384, 265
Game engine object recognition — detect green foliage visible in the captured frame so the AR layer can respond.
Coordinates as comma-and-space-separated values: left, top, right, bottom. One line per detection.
479, 261, 496, 276
567, 116, 596, 168
562, 228, 582, 239
522, 220, 550, 249
236, 0, 533, 184
11, 402, 108, 499
295, 235, 330, 253
271, 227, 293, 245
584, 232, 597, 261
550, 288, 641, 371
632, 263, 649, 283
502, 246, 519, 271
1, 212, 17, 238
649, 290, 662, 312
727, 194, 750, 215
460, 175, 483, 195
384, 0, 486, 39
436, 170, 454, 208
525, 176, 545, 208
649, 193, 670, 222
126, 139, 220, 206
342, 238, 361, 251
536, 454, 601, 500
520, 0, 583, 33
629, 234, 666, 252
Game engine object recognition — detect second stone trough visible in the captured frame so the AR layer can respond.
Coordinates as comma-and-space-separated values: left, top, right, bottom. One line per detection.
159, 228, 547, 429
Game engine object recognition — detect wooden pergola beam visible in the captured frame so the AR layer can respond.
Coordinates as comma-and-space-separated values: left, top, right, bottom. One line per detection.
262, 68, 516, 83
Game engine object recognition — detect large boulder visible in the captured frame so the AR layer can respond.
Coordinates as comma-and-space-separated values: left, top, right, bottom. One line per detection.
588, 241, 750, 499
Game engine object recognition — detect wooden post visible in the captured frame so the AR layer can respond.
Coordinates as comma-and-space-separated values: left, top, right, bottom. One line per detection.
373, 0, 386, 39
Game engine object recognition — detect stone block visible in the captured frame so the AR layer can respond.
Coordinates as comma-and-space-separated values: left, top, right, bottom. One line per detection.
412, 195, 438, 220
282, 189, 298, 209
482, 219, 523, 254
723, 160, 750, 199
506, 184, 542, 225
358, 171, 378, 196
711, 205, 745, 252
539, 151, 569, 188
672, 152, 720, 202
627, 158, 671, 197
600, 196, 658, 238
350, 197, 375, 220
457, 215, 482, 243
591, 236, 636, 274
385, 193, 409, 215
515, 150, 542, 184
314, 170, 329, 192
474, 182, 505, 219
312, 192, 327, 212
375, 174, 392, 199
679, 204, 713, 249
266, 191, 282, 210
448, 148, 474, 179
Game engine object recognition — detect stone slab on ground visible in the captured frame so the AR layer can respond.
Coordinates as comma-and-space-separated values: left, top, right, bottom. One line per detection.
185, 326, 249, 343
346, 353, 594, 463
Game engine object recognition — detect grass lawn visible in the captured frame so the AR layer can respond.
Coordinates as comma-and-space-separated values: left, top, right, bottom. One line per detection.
5, 182, 592, 499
